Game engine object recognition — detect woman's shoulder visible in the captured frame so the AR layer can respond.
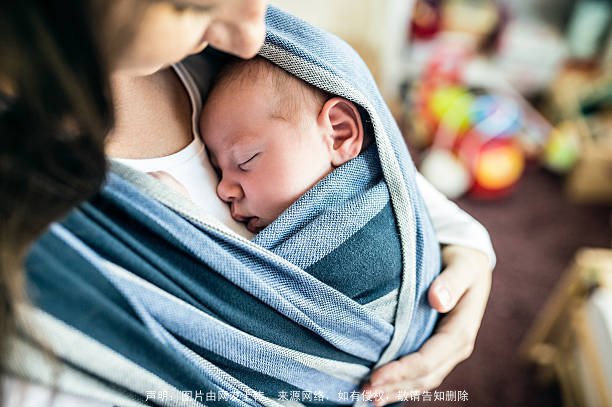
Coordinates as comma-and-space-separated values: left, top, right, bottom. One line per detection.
2, 375, 111, 407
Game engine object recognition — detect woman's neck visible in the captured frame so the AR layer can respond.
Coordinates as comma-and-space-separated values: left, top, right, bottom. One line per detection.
106, 68, 194, 159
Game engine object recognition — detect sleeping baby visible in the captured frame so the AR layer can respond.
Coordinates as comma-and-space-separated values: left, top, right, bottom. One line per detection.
198, 56, 439, 326
200, 56, 370, 234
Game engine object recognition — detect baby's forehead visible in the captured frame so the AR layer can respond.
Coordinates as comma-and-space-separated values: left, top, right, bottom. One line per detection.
206, 56, 331, 127
215, 58, 312, 98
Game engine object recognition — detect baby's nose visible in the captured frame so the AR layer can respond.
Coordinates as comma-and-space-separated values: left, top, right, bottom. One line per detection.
217, 176, 244, 203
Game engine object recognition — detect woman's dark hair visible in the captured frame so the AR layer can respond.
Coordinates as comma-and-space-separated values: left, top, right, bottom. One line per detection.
0, 0, 115, 392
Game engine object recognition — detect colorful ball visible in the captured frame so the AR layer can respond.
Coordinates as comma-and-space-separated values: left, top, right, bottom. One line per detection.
457, 132, 525, 198
542, 121, 580, 173
427, 86, 474, 134
474, 142, 524, 189
420, 149, 472, 199
470, 94, 523, 141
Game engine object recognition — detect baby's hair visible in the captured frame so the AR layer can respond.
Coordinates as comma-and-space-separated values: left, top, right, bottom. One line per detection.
210, 56, 330, 126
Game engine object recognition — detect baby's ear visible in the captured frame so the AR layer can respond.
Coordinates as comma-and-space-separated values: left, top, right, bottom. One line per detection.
319, 97, 364, 167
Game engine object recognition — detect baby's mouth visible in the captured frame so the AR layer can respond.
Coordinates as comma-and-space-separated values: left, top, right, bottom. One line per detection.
230, 207, 262, 234
246, 217, 262, 234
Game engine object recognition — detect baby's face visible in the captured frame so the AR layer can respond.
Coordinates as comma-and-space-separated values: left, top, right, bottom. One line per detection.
200, 78, 334, 234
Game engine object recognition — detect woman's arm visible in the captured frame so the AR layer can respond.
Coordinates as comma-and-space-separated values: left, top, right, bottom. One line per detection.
362, 174, 494, 405
416, 173, 495, 268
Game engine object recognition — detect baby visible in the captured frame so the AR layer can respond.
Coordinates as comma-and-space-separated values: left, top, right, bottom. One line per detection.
200, 56, 368, 234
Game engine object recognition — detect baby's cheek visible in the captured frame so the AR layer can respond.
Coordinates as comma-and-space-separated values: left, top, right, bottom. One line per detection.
257, 179, 295, 217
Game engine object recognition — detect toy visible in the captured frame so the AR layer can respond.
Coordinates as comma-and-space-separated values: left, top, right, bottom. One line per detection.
420, 148, 472, 199
416, 85, 473, 147
429, 86, 474, 133
457, 132, 525, 198
410, 0, 442, 40
415, 83, 528, 199
542, 121, 581, 173
470, 94, 522, 140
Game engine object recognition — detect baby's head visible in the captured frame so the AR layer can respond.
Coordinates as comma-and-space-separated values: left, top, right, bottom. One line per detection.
200, 56, 365, 233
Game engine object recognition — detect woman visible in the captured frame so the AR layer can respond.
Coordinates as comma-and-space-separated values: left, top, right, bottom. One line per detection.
0, 0, 493, 405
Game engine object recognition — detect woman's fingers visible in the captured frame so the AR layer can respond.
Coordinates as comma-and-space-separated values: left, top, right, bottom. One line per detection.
365, 284, 482, 403
367, 330, 463, 386
364, 332, 468, 405
363, 246, 493, 406
428, 265, 470, 313
429, 246, 491, 313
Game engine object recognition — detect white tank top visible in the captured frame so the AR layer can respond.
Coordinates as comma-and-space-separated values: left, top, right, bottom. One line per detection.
112, 64, 253, 239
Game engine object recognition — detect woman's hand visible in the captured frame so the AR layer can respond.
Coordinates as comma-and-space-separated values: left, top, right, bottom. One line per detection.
362, 245, 492, 406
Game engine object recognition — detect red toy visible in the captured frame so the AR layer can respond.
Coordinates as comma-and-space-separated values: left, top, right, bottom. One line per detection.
456, 131, 525, 198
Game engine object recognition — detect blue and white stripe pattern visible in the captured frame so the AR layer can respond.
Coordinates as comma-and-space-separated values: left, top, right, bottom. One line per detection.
23, 6, 441, 406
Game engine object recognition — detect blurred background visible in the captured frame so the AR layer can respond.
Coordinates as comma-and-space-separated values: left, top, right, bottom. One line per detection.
271, 1, 611, 406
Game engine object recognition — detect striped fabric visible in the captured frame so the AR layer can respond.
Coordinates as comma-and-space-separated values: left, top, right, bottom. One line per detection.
15, 6, 441, 406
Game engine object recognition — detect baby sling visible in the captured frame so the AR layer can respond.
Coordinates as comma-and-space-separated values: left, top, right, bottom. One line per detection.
11, 6, 441, 407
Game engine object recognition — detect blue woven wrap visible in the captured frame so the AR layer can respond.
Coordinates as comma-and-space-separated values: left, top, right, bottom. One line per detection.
24, 6, 441, 406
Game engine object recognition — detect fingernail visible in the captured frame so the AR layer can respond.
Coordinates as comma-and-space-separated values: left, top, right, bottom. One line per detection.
437, 286, 451, 310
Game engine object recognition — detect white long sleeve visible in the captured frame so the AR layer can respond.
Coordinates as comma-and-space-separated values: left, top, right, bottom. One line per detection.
416, 172, 496, 269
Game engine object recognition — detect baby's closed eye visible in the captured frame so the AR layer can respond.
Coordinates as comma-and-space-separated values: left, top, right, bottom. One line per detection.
238, 152, 260, 171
